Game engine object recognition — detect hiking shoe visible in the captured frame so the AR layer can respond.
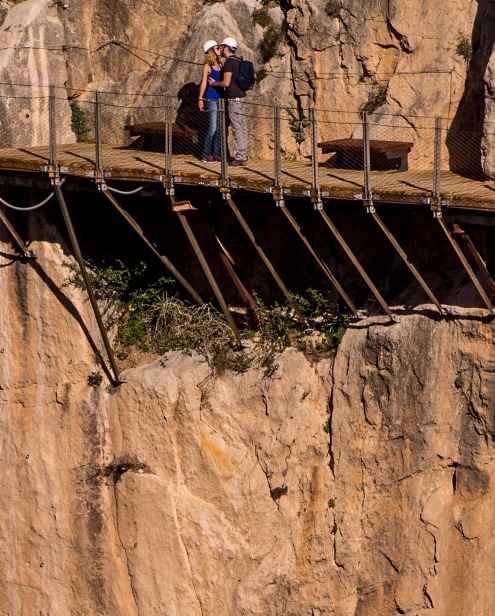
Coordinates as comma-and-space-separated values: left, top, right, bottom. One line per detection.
201, 156, 215, 163
214, 156, 222, 162
230, 159, 248, 167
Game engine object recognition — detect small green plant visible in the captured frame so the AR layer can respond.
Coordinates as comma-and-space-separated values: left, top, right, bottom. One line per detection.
100, 455, 151, 484
456, 35, 473, 62
69, 99, 90, 142
87, 371, 103, 387
328, 498, 336, 508
252, 8, 273, 28
325, 0, 341, 18
323, 422, 330, 434
255, 67, 268, 86
359, 82, 388, 115
270, 485, 288, 500
286, 107, 310, 144
259, 23, 284, 63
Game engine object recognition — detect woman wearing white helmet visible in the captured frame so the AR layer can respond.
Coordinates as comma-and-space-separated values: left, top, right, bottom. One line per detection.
198, 40, 223, 163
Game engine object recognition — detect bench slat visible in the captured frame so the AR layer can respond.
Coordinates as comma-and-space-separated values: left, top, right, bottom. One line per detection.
317, 138, 413, 154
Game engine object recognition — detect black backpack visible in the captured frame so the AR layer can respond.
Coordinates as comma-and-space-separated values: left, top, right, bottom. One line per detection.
234, 58, 256, 91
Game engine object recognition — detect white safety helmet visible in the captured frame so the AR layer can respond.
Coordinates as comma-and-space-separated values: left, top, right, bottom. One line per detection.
221, 37, 238, 49
203, 39, 218, 53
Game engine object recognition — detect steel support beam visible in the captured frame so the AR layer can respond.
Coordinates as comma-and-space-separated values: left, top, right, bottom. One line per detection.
103, 190, 203, 305
452, 224, 495, 298
279, 205, 357, 315
371, 210, 444, 313
0, 208, 32, 257
54, 185, 122, 384
318, 208, 391, 317
225, 196, 305, 321
437, 217, 494, 312
171, 197, 242, 344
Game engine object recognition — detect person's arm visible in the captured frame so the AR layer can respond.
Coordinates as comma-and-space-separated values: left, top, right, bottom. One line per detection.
208, 70, 231, 89
198, 64, 210, 110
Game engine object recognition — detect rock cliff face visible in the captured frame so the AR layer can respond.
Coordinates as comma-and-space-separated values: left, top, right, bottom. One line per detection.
0, 0, 491, 169
1, 217, 495, 614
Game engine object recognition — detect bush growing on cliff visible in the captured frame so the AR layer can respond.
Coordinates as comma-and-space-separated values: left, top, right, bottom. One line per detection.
63, 260, 350, 374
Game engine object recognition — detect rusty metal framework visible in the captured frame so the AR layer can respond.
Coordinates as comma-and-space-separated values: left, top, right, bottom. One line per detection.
2, 84, 495, 383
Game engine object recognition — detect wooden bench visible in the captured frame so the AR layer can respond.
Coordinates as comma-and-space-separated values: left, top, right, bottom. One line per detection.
318, 138, 414, 171
124, 121, 199, 149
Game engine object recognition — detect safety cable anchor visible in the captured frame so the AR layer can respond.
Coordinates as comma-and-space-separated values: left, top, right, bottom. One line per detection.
310, 187, 323, 211
270, 185, 285, 208
423, 196, 448, 218
355, 191, 378, 213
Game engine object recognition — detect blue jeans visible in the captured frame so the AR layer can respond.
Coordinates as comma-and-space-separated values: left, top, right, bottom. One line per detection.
202, 99, 220, 158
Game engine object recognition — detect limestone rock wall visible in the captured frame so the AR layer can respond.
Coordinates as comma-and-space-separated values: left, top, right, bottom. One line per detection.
2, 216, 495, 614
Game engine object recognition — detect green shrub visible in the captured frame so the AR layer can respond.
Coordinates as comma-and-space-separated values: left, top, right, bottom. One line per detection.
325, 0, 341, 18
456, 35, 472, 62
255, 67, 268, 85
252, 8, 273, 28
69, 99, 90, 142
286, 107, 310, 144
259, 23, 284, 63
64, 259, 350, 377
359, 83, 388, 115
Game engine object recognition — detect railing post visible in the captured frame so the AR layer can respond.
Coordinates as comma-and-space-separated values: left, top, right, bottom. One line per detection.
432, 116, 442, 216
47, 84, 61, 186
94, 90, 106, 190
272, 104, 284, 207
310, 107, 322, 210
219, 98, 230, 199
162, 94, 175, 195
362, 111, 374, 212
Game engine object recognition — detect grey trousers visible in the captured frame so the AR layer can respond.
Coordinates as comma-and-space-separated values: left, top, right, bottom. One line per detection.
227, 98, 248, 161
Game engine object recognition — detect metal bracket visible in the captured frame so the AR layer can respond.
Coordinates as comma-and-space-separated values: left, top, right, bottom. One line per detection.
219, 178, 231, 200
355, 192, 377, 213
154, 174, 176, 196
41, 164, 68, 186
423, 196, 449, 219
270, 185, 285, 208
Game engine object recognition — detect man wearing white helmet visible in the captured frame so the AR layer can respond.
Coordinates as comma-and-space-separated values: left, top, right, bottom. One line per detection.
208, 36, 248, 166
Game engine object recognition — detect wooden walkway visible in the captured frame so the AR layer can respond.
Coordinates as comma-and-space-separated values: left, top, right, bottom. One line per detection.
0, 143, 495, 212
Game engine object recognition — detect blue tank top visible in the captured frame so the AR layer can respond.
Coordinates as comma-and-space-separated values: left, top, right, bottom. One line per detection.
205, 66, 222, 100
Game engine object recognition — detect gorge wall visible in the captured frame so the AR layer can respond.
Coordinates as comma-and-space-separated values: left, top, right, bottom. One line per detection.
1, 1, 495, 615
1, 203, 495, 614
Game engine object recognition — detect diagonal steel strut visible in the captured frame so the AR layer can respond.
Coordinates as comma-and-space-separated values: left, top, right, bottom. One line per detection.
54, 185, 122, 384
279, 205, 357, 315
170, 196, 242, 344
103, 190, 203, 305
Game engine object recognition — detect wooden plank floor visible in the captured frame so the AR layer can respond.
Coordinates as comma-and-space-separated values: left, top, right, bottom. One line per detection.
1, 143, 495, 212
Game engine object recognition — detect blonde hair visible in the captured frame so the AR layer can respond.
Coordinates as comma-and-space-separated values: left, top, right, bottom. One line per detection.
205, 49, 219, 66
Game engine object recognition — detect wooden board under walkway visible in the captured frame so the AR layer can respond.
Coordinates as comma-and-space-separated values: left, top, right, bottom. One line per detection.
1, 143, 495, 212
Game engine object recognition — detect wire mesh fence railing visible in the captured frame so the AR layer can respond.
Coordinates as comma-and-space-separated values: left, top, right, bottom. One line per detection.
2, 83, 495, 210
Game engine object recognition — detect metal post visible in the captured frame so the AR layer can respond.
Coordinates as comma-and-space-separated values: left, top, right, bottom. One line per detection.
0, 208, 32, 257
310, 107, 322, 209
437, 217, 494, 312
225, 195, 306, 321
219, 99, 230, 198
49, 84, 57, 169
54, 185, 122, 384
272, 105, 284, 207
171, 196, 242, 344
433, 117, 442, 200
164, 94, 174, 194
279, 206, 357, 315
452, 224, 495, 297
94, 90, 106, 190
318, 208, 392, 317
103, 190, 203, 305
371, 210, 444, 313
362, 111, 373, 210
